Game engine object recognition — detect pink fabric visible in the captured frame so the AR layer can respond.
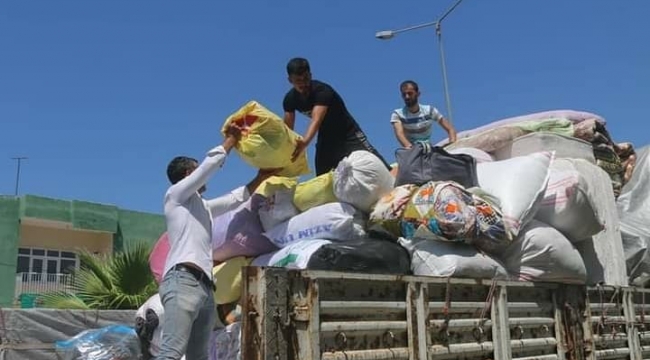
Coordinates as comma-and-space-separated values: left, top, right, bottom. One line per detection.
149, 232, 170, 284
212, 196, 278, 263
436, 109, 605, 146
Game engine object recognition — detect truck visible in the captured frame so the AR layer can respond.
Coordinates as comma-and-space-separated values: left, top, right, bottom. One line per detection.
241, 266, 650, 360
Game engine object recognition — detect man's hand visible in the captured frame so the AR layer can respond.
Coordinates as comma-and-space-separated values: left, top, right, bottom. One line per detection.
256, 167, 282, 180
292, 138, 307, 162
225, 123, 243, 141
223, 123, 244, 152
246, 167, 283, 194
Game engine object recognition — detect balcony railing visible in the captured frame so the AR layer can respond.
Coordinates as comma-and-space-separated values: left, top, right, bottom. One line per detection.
15, 272, 75, 296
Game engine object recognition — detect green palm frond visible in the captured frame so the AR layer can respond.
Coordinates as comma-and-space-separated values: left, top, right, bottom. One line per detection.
40, 241, 158, 310
40, 291, 91, 310
77, 250, 114, 292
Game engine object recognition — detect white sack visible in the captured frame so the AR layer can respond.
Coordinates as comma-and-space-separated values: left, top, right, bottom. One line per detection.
500, 220, 587, 284
333, 150, 394, 212
476, 151, 553, 236
252, 239, 332, 269
263, 202, 357, 248
399, 237, 509, 279
135, 294, 184, 359
535, 161, 603, 241
256, 190, 299, 232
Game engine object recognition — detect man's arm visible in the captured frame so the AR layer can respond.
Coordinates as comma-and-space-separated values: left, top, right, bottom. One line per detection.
205, 186, 248, 219
291, 105, 327, 161
284, 111, 296, 130
291, 85, 334, 161
282, 93, 296, 130
390, 112, 412, 148
439, 117, 457, 143
206, 168, 280, 218
166, 135, 238, 204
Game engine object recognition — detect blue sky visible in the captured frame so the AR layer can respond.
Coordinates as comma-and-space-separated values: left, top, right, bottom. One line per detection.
1, 0, 649, 214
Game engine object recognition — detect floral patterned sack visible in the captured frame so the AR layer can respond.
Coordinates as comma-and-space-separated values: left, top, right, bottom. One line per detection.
400, 181, 509, 252
368, 185, 418, 239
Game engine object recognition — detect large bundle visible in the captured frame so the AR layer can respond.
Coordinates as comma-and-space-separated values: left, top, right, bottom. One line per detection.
221, 100, 310, 177
294, 171, 338, 212
435, 109, 636, 197
436, 109, 604, 146
476, 151, 553, 237
537, 159, 603, 241
252, 239, 332, 269
400, 237, 509, 279
306, 238, 411, 274
333, 150, 394, 213
212, 199, 278, 262
617, 145, 650, 285
263, 202, 362, 248
498, 220, 587, 284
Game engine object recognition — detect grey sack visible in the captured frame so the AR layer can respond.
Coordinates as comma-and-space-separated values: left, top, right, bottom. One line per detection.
394, 142, 479, 188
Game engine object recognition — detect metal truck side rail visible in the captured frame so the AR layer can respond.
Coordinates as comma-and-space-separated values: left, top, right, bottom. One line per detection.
242, 267, 650, 360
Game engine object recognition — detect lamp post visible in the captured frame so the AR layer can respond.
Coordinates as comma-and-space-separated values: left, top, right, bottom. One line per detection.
376, 0, 464, 123
11, 156, 27, 196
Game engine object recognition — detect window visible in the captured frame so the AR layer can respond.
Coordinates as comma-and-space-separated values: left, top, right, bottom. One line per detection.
16, 247, 80, 274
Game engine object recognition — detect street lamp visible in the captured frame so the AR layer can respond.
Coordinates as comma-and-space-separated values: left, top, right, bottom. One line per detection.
11, 156, 28, 196
375, 0, 464, 123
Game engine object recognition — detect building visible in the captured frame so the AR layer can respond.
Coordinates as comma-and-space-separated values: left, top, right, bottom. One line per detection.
0, 194, 165, 307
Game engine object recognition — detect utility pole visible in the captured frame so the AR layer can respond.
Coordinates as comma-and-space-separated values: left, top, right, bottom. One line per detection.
11, 157, 28, 196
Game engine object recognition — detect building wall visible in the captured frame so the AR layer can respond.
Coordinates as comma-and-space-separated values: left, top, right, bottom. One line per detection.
20, 222, 113, 255
0, 197, 20, 307
0, 194, 165, 307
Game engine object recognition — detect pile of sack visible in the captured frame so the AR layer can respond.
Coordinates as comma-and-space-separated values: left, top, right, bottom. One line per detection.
139, 104, 638, 360
435, 110, 636, 198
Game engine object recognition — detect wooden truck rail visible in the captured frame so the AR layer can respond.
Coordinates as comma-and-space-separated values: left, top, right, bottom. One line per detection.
241, 267, 650, 360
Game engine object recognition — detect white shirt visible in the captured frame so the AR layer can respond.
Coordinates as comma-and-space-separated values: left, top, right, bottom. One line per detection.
390, 104, 443, 144
163, 145, 249, 279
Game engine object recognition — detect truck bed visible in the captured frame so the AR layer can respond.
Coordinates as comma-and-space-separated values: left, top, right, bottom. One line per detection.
242, 267, 650, 360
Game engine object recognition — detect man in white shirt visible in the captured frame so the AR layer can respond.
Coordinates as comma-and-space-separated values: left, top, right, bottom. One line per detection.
156, 125, 276, 360
390, 80, 457, 148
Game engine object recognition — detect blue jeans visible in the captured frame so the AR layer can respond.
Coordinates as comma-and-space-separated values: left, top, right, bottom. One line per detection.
156, 269, 216, 360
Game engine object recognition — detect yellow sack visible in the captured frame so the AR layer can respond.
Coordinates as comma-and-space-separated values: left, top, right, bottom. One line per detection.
293, 171, 337, 212
221, 101, 310, 177
212, 256, 252, 305
254, 176, 298, 198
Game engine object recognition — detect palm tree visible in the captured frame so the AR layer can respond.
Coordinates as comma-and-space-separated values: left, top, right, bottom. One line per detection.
40, 242, 157, 310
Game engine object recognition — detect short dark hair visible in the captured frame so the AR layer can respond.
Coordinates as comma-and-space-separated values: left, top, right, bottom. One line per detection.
166, 156, 198, 184
287, 57, 310, 76
400, 80, 419, 92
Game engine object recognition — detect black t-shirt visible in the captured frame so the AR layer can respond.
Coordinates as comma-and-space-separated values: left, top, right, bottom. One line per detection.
283, 80, 365, 148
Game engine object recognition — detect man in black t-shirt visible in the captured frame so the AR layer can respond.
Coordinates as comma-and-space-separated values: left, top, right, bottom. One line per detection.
282, 57, 391, 176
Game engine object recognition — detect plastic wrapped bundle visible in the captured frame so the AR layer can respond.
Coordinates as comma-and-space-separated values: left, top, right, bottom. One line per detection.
618, 146, 650, 284
55, 325, 141, 360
